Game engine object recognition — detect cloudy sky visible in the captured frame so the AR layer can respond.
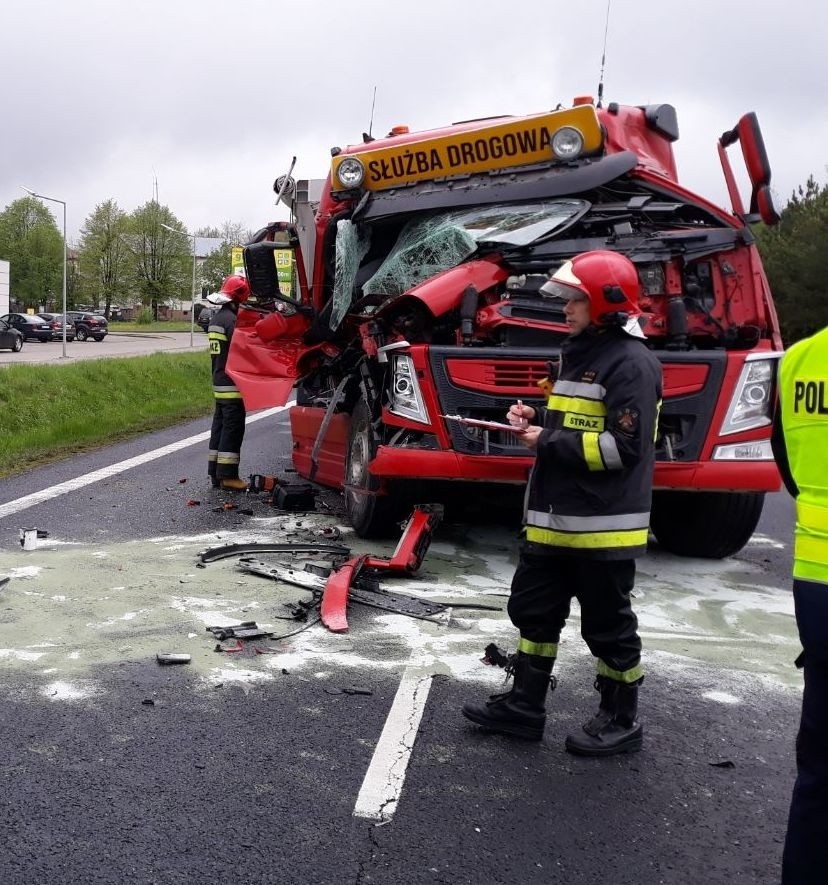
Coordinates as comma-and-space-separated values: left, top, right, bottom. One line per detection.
1, 0, 824, 243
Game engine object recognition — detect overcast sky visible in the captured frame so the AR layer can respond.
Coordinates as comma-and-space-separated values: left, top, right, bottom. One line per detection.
1, 0, 824, 243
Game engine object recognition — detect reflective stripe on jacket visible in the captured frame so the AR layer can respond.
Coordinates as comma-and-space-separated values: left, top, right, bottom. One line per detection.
777, 328, 828, 584
524, 327, 662, 559
208, 305, 242, 399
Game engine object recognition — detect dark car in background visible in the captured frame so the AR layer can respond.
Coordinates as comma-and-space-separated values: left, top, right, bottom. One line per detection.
0, 318, 24, 352
37, 312, 76, 342
67, 311, 108, 341
196, 306, 218, 332
0, 313, 53, 342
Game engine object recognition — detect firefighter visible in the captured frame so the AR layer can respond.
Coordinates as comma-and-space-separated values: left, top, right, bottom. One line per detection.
206, 274, 250, 491
462, 250, 662, 755
772, 326, 828, 884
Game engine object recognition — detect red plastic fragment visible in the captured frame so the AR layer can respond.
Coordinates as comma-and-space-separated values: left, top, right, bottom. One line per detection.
321, 556, 365, 633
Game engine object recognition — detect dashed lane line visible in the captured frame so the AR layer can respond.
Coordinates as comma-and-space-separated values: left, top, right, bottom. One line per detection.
0, 405, 289, 520
353, 665, 434, 822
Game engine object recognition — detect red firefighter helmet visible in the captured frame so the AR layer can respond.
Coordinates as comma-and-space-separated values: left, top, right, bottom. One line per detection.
207, 274, 251, 305
540, 250, 646, 339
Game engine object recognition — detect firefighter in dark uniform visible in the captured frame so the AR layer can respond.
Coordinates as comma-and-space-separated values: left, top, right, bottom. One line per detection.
206, 274, 250, 491
772, 326, 828, 884
463, 250, 663, 755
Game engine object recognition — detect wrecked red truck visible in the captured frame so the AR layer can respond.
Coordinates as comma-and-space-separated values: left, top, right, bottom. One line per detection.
227, 96, 783, 558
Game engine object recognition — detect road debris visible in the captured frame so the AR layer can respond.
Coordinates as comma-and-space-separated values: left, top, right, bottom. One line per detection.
156, 653, 192, 665
206, 621, 272, 641
198, 541, 350, 564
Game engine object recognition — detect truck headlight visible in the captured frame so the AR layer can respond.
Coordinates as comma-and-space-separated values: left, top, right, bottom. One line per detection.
719, 356, 778, 435
551, 126, 584, 160
389, 355, 430, 424
336, 158, 365, 188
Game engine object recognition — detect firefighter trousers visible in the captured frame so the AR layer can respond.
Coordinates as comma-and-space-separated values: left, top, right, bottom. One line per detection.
208, 399, 246, 481
507, 544, 642, 678
782, 577, 828, 884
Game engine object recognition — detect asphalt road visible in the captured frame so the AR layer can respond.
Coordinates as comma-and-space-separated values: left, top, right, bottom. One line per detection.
0, 330, 207, 365
0, 413, 800, 885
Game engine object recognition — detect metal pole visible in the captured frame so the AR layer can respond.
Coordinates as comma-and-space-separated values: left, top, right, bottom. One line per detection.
61, 200, 67, 359
20, 186, 68, 359
190, 233, 196, 348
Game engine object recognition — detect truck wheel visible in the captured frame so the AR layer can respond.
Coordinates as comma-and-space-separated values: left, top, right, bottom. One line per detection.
76, 328, 88, 341
650, 490, 765, 559
344, 398, 403, 538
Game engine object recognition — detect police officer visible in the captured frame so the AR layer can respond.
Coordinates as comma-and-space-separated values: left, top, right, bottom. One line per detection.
462, 250, 662, 755
206, 274, 250, 491
772, 326, 828, 883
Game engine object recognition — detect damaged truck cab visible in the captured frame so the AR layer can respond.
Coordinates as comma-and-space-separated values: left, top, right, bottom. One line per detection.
227, 97, 783, 558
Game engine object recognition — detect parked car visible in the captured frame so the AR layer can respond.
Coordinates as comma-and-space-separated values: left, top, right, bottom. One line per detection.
0, 318, 24, 352
66, 311, 108, 342
196, 306, 218, 332
0, 312, 53, 342
37, 312, 77, 342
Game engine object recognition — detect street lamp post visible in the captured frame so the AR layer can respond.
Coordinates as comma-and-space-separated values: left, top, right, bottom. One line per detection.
161, 224, 197, 347
21, 186, 68, 358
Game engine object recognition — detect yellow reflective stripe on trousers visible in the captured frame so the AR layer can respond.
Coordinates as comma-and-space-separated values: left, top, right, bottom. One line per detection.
582, 431, 604, 471
597, 660, 644, 683
213, 391, 243, 399
525, 526, 648, 549
518, 638, 558, 658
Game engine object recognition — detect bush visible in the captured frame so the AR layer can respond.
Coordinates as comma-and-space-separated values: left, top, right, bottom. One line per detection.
136, 308, 154, 325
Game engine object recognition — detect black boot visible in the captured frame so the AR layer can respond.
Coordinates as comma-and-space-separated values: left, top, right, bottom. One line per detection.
565, 676, 643, 756
462, 652, 555, 741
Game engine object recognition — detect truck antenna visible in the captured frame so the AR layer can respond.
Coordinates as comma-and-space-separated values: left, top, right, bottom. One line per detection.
597, 0, 612, 108
367, 86, 377, 141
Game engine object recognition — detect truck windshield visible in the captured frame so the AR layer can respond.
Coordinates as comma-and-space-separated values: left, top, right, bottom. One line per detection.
330, 199, 589, 327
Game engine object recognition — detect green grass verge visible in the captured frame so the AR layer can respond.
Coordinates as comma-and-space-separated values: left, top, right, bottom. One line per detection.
0, 352, 214, 478
113, 321, 198, 333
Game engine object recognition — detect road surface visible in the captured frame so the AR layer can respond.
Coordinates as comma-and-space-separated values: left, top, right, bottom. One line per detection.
0, 331, 207, 366
0, 411, 800, 884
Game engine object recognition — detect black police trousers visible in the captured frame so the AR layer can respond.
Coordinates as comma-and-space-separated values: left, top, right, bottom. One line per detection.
782, 577, 828, 884
507, 543, 642, 676
208, 398, 246, 481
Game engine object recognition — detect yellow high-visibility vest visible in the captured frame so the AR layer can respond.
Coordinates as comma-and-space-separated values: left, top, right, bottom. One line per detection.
779, 327, 828, 585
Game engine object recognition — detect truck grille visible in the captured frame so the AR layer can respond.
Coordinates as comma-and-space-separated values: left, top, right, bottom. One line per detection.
430, 347, 555, 456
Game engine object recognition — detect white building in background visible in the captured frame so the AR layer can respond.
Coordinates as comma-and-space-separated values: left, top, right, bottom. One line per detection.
0, 259, 9, 315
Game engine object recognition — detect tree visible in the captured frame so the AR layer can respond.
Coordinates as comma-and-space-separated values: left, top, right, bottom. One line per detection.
755, 175, 828, 345
127, 201, 190, 319
0, 197, 63, 309
197, 221, 252, 294
77, 200, 130, 317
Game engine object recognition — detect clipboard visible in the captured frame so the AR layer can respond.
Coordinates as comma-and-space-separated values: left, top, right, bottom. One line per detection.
441, 414, 527, 434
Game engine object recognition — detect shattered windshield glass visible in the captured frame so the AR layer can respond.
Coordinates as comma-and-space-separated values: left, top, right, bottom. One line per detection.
361, 199, 589, 299
330, 219, 371, 330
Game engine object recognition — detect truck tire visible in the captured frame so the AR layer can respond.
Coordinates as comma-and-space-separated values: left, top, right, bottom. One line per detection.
344, 398, 403, 538
650, 490, 765, 559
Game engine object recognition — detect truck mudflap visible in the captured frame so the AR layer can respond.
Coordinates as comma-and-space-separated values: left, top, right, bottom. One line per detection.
320, 504, 443, 632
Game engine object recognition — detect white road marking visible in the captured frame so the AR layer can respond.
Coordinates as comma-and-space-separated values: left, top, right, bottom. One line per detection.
0, 405, 289, 520
353, 665, 433, 822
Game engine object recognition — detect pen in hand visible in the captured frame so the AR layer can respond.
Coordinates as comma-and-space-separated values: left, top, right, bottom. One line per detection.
516, 399, 529, 430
